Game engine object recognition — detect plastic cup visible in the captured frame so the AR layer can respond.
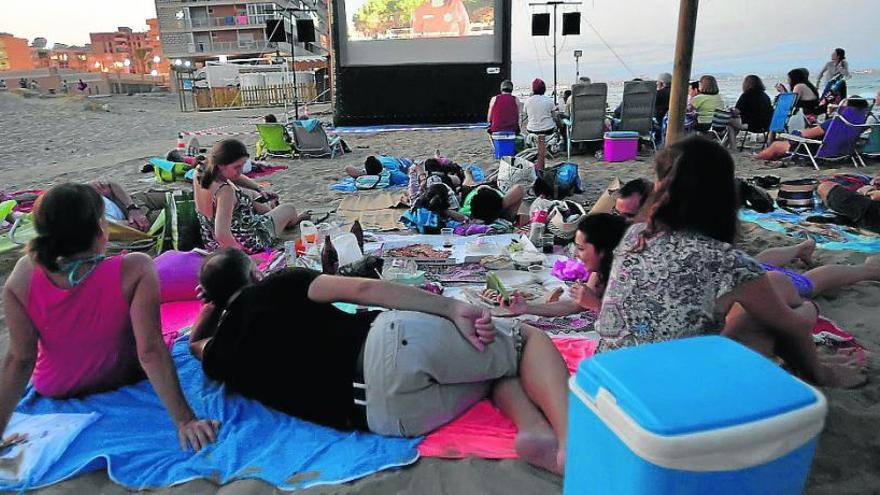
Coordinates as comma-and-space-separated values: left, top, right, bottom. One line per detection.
542, 234, 555, 254
441, 227, 454, 248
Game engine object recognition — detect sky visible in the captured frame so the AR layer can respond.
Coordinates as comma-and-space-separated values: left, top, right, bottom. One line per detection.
3, 0, 878, 84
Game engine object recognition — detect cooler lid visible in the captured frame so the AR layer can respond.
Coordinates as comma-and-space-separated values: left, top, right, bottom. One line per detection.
604, 131, 639, 139
575, 336, 818, 436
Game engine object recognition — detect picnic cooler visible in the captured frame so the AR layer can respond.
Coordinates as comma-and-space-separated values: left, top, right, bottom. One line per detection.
492, 132, 516, 159
603, 131, 639, 162
564, 336, 827, 495
777, 178, 818, 209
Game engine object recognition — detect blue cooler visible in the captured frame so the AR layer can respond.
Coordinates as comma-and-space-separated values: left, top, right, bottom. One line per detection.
564, 336, 827, 495
492, 132, 516, 159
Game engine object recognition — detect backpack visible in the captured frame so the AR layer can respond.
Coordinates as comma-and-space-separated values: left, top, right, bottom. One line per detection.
534, 162, 583, 200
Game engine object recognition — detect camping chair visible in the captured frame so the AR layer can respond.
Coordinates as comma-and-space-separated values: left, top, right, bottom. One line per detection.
290, 120, 344, 158
859, 119, 880, 160
766, 92, 800, 144
255, 123, 294, 159
563, 82, 607, 159
703, 108, 733, 146
616, 80, 658, 150
778, 106, 868, 170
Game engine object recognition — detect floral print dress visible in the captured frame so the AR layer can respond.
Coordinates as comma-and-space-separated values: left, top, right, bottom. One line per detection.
596, 223, 765, 353
198, 182, 276, 254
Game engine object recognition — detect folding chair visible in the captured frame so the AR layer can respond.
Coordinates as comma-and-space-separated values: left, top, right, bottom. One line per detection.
766, 92, 799, 144
778, 105, 868, 170
255, 123, 294, 158
616, 80, 658, 150
563, 82, 607, 159
290, 120, 344, 159
705, 108, 733, 145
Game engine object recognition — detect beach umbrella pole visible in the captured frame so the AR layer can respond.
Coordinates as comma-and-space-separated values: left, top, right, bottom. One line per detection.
665, 0, 699, 146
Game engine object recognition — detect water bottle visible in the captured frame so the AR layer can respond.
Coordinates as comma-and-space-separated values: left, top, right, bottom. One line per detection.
529, 222, 545, 247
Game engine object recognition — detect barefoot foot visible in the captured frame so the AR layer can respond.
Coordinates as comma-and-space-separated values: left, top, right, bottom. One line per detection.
515, 431, 561, 475
816, 354, 868, 389
795, 238, 816, 266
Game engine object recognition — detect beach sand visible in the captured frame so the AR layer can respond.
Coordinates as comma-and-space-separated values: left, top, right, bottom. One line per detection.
0, 92, 878, 494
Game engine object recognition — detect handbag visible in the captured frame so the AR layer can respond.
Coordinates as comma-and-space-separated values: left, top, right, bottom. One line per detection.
497, 150, 537, 194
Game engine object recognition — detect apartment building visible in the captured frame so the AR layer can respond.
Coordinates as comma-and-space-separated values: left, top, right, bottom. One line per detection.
154, 0, 329, 68
0, 33, 34, 71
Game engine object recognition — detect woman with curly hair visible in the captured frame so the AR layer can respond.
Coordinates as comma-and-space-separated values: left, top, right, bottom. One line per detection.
595, 136, 865, 388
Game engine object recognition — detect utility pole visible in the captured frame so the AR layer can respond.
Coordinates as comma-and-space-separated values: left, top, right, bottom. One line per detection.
529, 1, 581, 103
665, 0, 699, 146
271, 6, 317, 121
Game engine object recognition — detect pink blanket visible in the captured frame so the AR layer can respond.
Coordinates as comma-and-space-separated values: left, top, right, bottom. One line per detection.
160, 300, 202, 341
245, 164, 288, 179
418, 337, 597, 459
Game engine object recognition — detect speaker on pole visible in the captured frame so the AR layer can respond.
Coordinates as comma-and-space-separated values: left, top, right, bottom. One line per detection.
562, 12, 580, 35
295, 19, 316, 43
265, 19, 288, 42
531, 13, 550, 36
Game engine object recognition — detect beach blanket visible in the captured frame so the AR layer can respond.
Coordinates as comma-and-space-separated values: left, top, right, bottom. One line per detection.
245, 164, 288, 179
6, 337, 420, 492
337, 191, 409, 231
1, 189, 44, 213
418, 337, 596, 459
739, 207, 880, 253
331, 174, 406, 193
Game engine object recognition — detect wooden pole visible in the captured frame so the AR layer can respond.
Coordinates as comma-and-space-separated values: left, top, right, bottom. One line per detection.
665, 0, 699, 146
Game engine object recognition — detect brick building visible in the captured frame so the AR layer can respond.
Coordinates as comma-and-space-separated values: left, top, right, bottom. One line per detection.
0, 33, 34, 71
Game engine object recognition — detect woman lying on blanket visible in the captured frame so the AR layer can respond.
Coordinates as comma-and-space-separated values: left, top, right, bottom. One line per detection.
596, 136, 865, 388
0, 183, 219, 451
190, 248, 571, 474
194, 139, 310, 255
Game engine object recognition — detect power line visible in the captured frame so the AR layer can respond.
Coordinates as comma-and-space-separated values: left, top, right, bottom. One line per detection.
582, 15, 637, 78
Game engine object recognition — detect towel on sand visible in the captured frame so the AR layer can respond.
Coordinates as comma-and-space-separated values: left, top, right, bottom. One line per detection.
739, 208, 880, 252
245, 164, 288, 179
418, 337, 597, 459
8, 337, 420, 491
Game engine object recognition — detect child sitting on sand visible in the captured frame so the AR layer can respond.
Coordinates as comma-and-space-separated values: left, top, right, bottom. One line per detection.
190, 248, 572, 473
0, 183, 219, 451
595, 136, 865, 388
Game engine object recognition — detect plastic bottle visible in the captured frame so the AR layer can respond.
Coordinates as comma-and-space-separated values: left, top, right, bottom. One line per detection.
321, 235, 339, 274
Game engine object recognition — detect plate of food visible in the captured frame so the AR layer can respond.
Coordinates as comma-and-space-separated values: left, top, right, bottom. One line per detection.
382, 243, 454, 264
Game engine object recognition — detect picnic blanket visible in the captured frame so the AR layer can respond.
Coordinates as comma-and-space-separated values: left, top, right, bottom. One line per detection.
245, 164, 288, 179
740, 207, 880, 252
418, 337, 597, 459
337, 191, 409, 231
5, 337, 420, 492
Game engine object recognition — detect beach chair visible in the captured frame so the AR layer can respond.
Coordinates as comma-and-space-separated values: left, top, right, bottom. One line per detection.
290, 120, 344, 159
563, 82, 607, 159
703, 108, 734, 146
766, 92, 799, 143
778, 106, 869, 170
615, 80, 657, 150
255, 123, 294, 159
859, 120, 880, 160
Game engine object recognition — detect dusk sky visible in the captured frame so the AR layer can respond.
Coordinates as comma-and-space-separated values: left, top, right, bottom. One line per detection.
3, 0, 878, 84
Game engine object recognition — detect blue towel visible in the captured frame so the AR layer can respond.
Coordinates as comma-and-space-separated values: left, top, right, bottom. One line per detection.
5, 338, 420, 492
739, 207, 880, 253
330, 176, 406, 193
298, 118, 321, 133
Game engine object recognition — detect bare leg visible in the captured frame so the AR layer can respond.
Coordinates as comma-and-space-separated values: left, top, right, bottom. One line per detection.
756, 141, 791, 161
345, 165, 365, 178
755, 239, 815, 266
805, 255, 880, 297
723, 272, 866, 388
536, 135, 546, 170
492, 378, 559, 473
266, 204, 310, 233
517, 324, 570, 472
502, 184, 525, 219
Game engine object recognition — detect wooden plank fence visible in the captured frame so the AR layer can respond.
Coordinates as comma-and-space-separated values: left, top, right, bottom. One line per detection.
193, 84, 316, 111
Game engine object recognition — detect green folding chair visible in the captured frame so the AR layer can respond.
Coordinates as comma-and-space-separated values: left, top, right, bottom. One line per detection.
255, 123, 294, 158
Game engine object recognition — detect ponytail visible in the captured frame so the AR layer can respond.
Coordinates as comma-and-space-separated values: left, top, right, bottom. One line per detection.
27, 183, 105, 272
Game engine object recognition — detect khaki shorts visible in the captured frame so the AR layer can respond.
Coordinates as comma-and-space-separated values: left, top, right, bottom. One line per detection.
363, 311, 522, 437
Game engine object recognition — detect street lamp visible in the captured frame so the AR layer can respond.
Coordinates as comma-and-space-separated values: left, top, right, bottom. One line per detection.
174, 59, 183, 66
184, 61, 191, 68
574, 49, 582, 80
151, 69, 158, 77
153, 56, 161, 64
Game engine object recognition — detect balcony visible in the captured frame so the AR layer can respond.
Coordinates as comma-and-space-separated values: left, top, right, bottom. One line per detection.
169, 40, 278, 56
180, 15, 273, 31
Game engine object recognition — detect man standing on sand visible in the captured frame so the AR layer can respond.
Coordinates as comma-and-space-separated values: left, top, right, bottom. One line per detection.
817, 174, 880, 234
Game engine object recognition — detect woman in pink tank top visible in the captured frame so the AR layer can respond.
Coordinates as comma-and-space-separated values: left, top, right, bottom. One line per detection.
0, 184, 219, 451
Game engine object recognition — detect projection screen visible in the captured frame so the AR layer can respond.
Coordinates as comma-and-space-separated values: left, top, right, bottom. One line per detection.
337, 0, 503, 66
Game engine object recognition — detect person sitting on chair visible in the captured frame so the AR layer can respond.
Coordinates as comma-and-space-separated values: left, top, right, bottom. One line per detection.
525, 78, 557, 170
756, 97, 868, 161
487, 80, 521, 134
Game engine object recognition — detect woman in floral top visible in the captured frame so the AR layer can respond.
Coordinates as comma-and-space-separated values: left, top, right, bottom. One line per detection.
596, 136, 865, 388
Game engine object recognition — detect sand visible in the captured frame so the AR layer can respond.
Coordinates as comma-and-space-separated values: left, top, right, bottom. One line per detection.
0, 92, 878, 494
